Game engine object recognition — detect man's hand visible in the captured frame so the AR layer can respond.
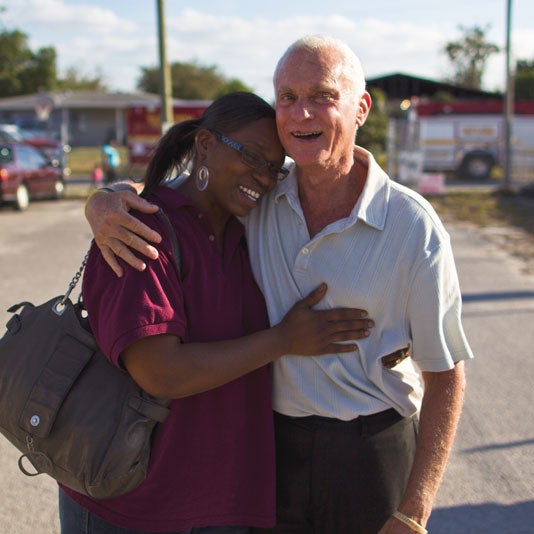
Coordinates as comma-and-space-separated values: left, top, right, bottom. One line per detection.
379, 362, 465, 533
85, 190, 161, 277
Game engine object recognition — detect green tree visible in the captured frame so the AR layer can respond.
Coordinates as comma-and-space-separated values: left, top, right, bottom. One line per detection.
57, 66, 108, 91
137, 60, 253, 99
443, 24, 500, 89
0, 30, 31, 95
0, 29, 58, 96
214, 78, 251, 98
18, 46, 57, 94
515, 59, 534, 100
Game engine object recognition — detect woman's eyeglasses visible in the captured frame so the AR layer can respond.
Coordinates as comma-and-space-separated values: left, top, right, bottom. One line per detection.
212, 131, 289, 181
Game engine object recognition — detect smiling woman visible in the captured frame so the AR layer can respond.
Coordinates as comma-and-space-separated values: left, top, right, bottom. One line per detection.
59, 91, 375, 533
139, 94, 287, 235
211, 131, 290, 181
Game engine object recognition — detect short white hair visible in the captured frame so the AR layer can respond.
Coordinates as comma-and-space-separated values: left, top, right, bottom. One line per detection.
273, 34, 367, 97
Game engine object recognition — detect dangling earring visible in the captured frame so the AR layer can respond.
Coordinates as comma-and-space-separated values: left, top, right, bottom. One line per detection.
196, 166, 210, 191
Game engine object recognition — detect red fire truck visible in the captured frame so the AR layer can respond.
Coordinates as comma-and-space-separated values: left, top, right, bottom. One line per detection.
414, 99, 534, 180
126, 100, 211, 167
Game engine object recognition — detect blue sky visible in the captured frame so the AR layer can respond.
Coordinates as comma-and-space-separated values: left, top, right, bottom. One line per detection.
1, 0, 532, 101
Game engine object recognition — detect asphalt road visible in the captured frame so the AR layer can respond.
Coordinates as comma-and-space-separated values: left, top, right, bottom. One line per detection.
0, 198, 533, 533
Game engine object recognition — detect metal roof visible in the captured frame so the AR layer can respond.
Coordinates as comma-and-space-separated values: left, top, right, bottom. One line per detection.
367, 72, 502, 100
0, 91, 161, 110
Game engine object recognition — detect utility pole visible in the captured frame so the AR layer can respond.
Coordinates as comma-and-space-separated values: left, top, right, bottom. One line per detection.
156, 0, 173, 135
503, 0, 513, 191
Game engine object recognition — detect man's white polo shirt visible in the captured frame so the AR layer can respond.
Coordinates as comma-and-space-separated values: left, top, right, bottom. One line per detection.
244, 146, 473, 419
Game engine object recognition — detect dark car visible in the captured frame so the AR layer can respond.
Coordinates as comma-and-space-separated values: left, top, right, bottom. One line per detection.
0, 143, 65, 211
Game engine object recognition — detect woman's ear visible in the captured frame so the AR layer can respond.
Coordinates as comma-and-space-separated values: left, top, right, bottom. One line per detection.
195, 129, 213, 158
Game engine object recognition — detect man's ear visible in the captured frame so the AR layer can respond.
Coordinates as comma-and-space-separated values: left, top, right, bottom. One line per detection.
356, 91, 372, 127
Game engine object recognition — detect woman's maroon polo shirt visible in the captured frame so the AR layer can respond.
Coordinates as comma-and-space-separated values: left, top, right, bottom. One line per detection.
63, 186, 275, 531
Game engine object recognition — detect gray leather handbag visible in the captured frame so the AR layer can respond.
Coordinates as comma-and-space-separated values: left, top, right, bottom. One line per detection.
0, 209, 180, 499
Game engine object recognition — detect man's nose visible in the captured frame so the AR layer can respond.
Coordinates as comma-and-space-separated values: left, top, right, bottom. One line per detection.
292, 99, 314, 120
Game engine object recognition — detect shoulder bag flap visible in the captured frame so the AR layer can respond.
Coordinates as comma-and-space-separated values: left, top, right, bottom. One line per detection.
17, 302, 96, 439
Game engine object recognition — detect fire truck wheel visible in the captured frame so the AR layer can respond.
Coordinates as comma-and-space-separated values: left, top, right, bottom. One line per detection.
458, 154, 494, 181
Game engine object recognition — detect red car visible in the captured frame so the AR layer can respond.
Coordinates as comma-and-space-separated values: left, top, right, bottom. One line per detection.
0, 142, 65, 211
0, 124, 70, 173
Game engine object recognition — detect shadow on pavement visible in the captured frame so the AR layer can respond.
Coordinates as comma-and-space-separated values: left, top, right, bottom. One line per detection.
462, 291, 534, 302
461, 438, 534, 454
428, 500, 534, 533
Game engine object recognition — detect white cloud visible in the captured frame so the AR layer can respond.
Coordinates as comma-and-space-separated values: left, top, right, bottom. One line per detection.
4, 0, 137, 32
2, 1, 531, 98
157, 11, 458, 99
513, 28, 534, 62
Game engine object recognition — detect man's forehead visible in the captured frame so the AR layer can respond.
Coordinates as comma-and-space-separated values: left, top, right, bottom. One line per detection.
276, 61, 345, 94
278, 50, 344, 80
292, 45, 345, 68
285, 46, 342, 66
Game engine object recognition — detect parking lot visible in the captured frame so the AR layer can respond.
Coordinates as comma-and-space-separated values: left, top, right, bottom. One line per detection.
1, 198, 534, 533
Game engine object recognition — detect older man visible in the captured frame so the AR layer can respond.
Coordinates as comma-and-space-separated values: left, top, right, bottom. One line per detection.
86, 35, 473, 534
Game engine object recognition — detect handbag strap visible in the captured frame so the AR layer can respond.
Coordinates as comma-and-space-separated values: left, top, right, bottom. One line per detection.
155, 208, 182, 278
60, 207, 182, 306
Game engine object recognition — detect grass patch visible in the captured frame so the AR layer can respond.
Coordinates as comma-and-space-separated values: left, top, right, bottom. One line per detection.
426, 191, 534, 235
66, 146, 145, 205
68, 146, 131, 175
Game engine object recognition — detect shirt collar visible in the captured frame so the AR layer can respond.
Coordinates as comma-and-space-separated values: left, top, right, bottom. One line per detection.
274, 161, 299, 203
272, 147, 391, 231
352, 146, 390, 231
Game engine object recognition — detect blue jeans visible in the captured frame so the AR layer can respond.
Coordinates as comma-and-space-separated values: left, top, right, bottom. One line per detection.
59, 488, 251, 534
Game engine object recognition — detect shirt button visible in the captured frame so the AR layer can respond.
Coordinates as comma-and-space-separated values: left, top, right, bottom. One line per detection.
209, 235, 215, 242
302, 247, 309, 255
